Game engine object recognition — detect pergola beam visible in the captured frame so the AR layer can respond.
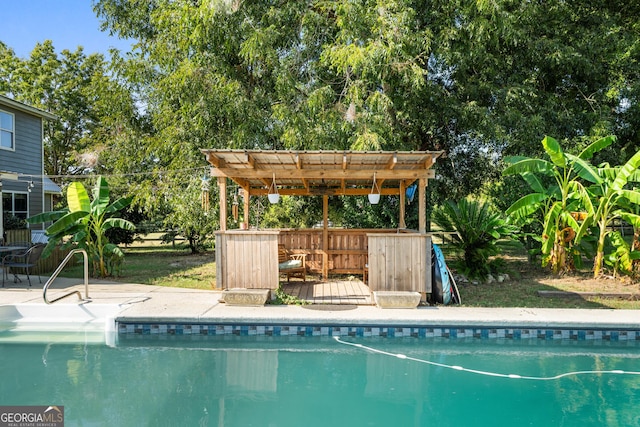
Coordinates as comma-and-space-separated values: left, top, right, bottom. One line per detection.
210, 168, 434, 181
295, 153, 309, 190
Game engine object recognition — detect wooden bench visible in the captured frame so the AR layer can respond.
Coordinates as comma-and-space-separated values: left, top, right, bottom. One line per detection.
278, 244, 307, 282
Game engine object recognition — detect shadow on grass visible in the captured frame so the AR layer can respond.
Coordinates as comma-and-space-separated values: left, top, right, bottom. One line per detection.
456, 253, 640, 309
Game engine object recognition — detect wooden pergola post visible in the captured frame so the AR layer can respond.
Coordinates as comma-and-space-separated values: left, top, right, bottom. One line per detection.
418, 178, 426, 233
322, 194, 329, 280
399, 180, 406, 229
243, 187, 250, 229
218, 177, 227, 232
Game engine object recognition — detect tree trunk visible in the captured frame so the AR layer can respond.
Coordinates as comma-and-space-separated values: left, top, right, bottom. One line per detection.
593, 226, 607, 278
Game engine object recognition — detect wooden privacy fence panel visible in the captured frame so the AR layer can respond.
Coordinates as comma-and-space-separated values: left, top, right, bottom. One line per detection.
367, 233, 431, 293
279, 229, 322, 272
278, 228, 399, 276
33, 246, 74, 275
216, 230, 279, 290
4, 229, 30, 244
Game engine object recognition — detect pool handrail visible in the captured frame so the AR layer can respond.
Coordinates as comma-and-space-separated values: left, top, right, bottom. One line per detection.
43, 248, 90, 304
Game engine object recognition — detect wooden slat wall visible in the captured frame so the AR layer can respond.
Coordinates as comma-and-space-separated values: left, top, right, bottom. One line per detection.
217, 231, 279, 289
215, 233, 226, 289
367, 233, 431, 293
4, 229, 30, 244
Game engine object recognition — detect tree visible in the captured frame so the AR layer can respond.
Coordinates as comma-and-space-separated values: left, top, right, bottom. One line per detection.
92, 1, 640, 212
162, 175, 219, 254
28, 176, 135, 277
0, 40, 138, 181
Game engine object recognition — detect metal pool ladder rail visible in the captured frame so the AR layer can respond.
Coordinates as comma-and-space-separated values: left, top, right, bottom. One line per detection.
43, 249, 90, 304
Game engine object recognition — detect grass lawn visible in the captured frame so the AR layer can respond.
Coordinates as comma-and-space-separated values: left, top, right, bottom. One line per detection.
61, 245, 217, 290
454, 251, 640, 309
58, 243, 640, 309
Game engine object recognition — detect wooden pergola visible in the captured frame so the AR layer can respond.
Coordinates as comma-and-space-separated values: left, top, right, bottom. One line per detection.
201, 149, 444, 293
201, 150, 443, 232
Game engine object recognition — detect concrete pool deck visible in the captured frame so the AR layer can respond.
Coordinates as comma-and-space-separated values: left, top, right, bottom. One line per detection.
1, 276, 639, 330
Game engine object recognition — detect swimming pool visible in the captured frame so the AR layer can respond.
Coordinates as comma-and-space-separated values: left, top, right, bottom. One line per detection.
1, 333, 639, 426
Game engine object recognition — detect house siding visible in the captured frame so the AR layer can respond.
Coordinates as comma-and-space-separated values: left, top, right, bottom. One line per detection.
0, 103, 46, 229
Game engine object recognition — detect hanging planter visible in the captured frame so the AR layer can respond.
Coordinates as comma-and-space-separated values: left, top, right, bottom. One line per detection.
368, 172, 381, 204
268, 173, 280, 204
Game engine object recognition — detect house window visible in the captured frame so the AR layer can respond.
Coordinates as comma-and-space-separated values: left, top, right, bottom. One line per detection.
0, 110, 15, 150
3, 192, 28, 220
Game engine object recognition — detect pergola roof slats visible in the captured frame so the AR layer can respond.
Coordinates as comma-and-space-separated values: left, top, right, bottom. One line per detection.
201, 149, 443, 196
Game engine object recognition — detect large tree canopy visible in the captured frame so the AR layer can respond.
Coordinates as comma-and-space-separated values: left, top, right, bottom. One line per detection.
0, 41, 139, 181
93, 0, 640, 206
3, 1, 639, 234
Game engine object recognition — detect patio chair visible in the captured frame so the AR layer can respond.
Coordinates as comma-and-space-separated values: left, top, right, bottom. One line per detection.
2, 243, 45, 287
278, 244, 307, 282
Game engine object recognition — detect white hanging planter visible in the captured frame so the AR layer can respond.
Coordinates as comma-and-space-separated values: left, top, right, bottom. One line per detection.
268, 193, 280, 204
369, 172, 381, 204
368, 193, 380, 204
268, 173, 280, 204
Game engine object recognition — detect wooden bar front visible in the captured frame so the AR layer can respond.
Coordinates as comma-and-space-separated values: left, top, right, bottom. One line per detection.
215, 230, 279, 290
367, 233, 431, 293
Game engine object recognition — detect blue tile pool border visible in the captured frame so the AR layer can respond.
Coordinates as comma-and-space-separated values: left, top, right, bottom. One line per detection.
116, 322, 640, 341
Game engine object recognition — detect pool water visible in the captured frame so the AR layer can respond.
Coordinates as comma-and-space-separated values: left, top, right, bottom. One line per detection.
1, 334, 639, 426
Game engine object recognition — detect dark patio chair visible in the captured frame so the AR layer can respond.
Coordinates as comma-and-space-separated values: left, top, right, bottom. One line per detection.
2, 243, 45, 287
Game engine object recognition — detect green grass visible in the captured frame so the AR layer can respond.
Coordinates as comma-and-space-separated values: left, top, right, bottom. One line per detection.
61, 245, 217, 290
448, 246, 640, 309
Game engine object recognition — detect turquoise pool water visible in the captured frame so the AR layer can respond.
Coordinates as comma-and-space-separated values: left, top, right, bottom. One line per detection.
1, 334, 639, 426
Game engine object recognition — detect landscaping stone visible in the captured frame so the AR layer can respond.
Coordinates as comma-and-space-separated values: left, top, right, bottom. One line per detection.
222, 288, 271, 306
373, 291, 421, 309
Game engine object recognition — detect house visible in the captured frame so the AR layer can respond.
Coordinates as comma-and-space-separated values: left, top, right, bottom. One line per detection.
0, 95, 61, 239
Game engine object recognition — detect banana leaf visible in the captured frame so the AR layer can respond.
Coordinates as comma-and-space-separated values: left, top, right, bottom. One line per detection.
506, 193, 547, 219
565, 153, 602, 184
91, 176, 111, 215
612, 150, 640, 191
103, 217, 136, 231
578, 135, 616, 160
503, 158, 554, 176
67, 182, 90, 213
45, 210, 89, 236
542, 136, 566, 168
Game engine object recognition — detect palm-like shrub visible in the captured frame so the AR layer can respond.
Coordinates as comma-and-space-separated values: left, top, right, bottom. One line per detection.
432, 198, 518, 280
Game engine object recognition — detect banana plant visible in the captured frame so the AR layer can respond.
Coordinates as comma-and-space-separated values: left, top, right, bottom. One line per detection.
28, 176, 135, 277
503, 135, 615, 274
603, 231, 640, 278
578, 150, 640, 277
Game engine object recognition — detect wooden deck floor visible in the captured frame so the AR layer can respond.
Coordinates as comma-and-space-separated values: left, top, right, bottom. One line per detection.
281, 278, 373, 305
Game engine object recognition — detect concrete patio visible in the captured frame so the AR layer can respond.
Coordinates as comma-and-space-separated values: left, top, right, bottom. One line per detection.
1, 275, 639, 330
